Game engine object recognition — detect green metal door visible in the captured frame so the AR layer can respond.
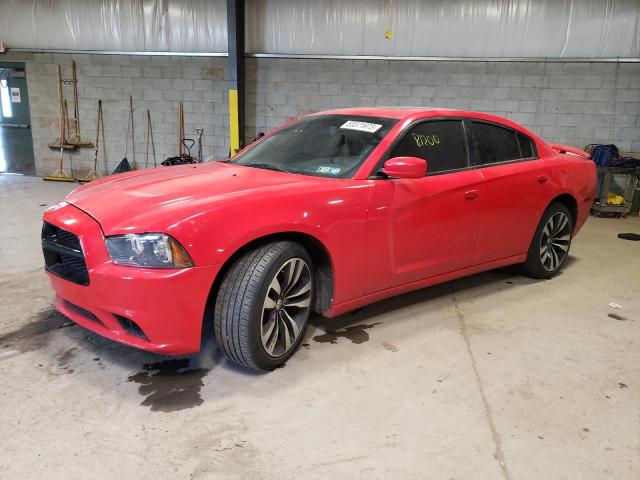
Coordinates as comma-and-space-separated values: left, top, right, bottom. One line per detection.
0, 63, 35, 175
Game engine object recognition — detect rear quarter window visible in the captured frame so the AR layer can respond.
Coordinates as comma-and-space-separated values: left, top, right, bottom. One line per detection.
517, 132, 536, 159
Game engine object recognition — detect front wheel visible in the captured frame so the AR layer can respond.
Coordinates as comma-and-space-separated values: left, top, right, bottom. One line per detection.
521, 202, 573, 279
214, 241, 314, 371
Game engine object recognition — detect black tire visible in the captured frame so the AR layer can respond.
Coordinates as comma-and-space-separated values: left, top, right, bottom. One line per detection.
214, 241, 314, 371
521, 202, 573, 279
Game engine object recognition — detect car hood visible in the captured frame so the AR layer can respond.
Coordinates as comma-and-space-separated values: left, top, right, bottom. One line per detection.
65, 162, 327, 234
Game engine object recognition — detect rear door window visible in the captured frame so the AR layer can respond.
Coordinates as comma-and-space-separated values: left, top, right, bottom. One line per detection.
472, 122, 521, 165
389, 120, 469, 175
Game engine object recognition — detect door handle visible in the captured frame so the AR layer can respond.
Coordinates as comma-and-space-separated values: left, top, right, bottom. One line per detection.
537, 175, 549, 184
464, 189, 479, 200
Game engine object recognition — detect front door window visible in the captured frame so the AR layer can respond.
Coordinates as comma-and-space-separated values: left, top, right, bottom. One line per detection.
389, 120, 469, 174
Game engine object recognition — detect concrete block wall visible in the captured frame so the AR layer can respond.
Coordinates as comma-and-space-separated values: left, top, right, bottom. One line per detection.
3, 51, 231, 176
2, 51, 638, 176
246, 58, 640, 155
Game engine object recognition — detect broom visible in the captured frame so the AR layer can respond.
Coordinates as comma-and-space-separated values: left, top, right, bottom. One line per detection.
112, 95, 134, 174
145, 109, 157, 168
67, 60, 93, 148
43, 65, 75, 182
77, 100, 103, 182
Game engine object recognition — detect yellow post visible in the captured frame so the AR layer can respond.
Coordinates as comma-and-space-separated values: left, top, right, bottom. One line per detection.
228, 89, 240, 155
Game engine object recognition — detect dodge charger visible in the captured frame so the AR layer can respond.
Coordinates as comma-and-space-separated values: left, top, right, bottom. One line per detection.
42, 108, 596, 370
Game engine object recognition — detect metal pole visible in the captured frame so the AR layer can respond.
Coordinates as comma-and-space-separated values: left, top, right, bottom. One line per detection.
227, 0, 245, 156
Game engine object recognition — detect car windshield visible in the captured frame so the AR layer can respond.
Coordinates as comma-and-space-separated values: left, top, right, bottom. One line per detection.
233, 114, 398, 179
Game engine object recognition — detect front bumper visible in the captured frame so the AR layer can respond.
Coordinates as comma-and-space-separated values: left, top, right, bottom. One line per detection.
43, 202, 220, 355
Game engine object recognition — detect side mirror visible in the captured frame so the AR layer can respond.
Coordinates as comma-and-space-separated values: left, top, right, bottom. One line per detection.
381, 156, 427, 179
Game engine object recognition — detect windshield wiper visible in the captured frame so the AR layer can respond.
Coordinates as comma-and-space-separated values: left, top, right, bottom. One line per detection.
245, 163, 292, 174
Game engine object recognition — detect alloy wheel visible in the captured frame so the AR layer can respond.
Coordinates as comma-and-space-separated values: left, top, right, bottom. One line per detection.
261, 257, 312, 357
540, 211, 571, 272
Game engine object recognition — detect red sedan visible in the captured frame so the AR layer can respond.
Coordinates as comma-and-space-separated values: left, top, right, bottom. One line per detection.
42, 108, 596, 370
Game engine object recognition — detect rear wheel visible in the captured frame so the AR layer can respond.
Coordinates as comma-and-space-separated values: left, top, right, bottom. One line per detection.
521, 202, 573, 279
214, 241, 314, 371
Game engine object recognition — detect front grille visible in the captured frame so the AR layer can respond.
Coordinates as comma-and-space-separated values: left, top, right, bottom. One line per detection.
53, 228, 81, 251
42, 222, 89, 285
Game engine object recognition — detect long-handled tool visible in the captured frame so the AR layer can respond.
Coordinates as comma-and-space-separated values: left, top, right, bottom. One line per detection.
64, 99, 70, 137
47, 64, 76, 152
43, 65, 76, 182
112, 95, 134, 174
77, 100, 103, 182
68, 60, 93, 147
196, 127, 204, 162
145, 109, 157, 168
178, 101, 184, 157
130, 95, 136, 168
63, 101, 76, 176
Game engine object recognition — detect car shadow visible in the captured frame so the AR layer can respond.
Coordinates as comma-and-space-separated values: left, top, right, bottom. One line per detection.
47, 257, 578, 410
63, 327, 255, 375
308, 264, 535, 333
62, 260, 579, 372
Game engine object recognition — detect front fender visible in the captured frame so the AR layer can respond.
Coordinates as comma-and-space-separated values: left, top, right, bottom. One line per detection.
166, 182, 371, 305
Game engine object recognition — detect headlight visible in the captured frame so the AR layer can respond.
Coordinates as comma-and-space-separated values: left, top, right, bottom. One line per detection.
105, 233, 194, 268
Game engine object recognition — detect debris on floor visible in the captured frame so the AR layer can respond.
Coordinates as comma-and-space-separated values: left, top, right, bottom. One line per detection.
608, 302, 623, 309
618, 233, 640, 241
383, 342, 399, 352
212, 438, 247, 452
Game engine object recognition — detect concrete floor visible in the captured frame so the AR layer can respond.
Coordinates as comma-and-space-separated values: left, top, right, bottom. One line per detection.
1, 174, 639, 480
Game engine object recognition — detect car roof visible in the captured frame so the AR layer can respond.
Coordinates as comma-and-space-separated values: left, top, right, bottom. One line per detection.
314, 106, 447, 119
312, 107, 539, 138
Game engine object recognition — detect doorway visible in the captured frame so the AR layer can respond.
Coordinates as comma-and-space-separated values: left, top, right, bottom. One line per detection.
0, 62, 35, 174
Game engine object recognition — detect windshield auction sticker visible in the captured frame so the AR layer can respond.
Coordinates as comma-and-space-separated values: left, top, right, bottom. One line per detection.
316, 166, 341, 175
340, 120, 383, 133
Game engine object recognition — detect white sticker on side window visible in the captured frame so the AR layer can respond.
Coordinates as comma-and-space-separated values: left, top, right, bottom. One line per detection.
340, 120, 383, 133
